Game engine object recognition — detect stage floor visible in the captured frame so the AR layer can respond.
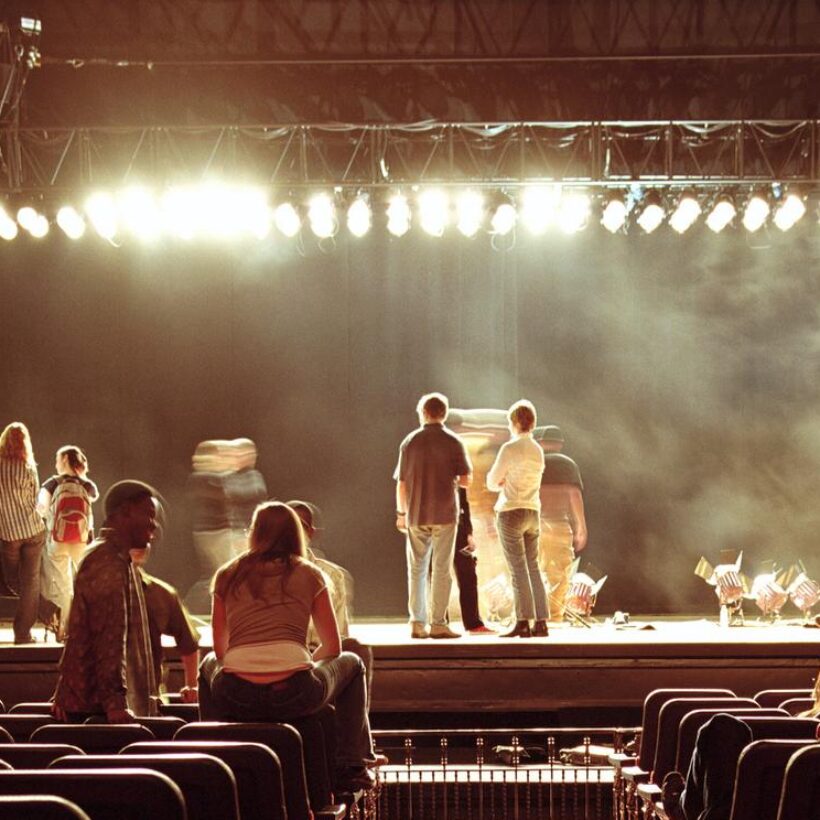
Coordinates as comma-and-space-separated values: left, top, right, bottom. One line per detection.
0, 615, 817, 717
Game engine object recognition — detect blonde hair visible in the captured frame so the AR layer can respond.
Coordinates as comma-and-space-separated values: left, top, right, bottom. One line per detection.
0, 422, 35, 466
509, 400, 537, 433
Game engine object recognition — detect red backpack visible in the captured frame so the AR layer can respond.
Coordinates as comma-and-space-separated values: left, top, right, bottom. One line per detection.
50, 476, 92, 544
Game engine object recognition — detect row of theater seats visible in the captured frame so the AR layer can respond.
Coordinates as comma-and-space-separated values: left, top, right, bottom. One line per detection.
610, 687, 819, 820
0, 700, 371, 820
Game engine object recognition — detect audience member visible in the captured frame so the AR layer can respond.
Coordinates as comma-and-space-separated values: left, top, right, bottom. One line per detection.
52, 480, 161, 722
0, 422, 46, 645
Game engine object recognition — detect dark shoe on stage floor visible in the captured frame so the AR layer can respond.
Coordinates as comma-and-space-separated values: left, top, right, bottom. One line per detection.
13, 633, 34, 645
500, 620, 532, 638
532, 620, 549, 637
410, 621, 429, 639
430, 624, 461, 639
468, 624, 496, 634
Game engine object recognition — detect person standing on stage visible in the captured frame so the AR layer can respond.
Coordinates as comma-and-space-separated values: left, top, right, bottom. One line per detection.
395, 392, 472, 640
534, 425, 587, 622
486, 400, 549, 638
453, 486, 494, 633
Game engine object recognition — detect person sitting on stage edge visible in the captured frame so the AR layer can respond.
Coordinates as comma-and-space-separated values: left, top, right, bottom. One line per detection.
52, 480, 161, 722
198, 500, 378, 793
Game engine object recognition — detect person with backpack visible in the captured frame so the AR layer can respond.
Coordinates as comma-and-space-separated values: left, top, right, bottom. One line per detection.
37, 445, 99, 641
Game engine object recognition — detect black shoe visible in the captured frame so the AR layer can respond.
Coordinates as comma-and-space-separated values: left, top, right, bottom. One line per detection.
532, 620, 549, 637
661, 771, 686, 820
334, 766, 376, 794
500, 620, 532, 638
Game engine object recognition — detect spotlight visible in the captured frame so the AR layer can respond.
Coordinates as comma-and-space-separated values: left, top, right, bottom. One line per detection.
0, 206, 18, 240
490, 200, 517, 236
601, 195, 627, 234
773, 192, 806, 231
308, 193, 337, 239
161, 186, 199, 240
668, 192, 701, 234
455, 190, 484, 237
346, 195, 372, 238
274, 202, 301, 237
787, 564, 820, 619
564, 559, 607, 626
705, 195, 736, 233
17, 205, 48, 238
56, 206, 86, 240
85, 192, 118, 240
636, 190, 665, 234
418, 189, 449, 237
386, 193, 411, 237
742, 193, 770, 233
232, 185, 272, 239
118, 186, 160, 240
558, 191, 591, 234
750, 561, 790, 620
520, 185, 559, 235
695, 550, 748, 626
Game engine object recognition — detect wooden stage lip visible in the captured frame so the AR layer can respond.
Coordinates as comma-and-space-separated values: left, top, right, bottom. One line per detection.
0, 616, 817, 713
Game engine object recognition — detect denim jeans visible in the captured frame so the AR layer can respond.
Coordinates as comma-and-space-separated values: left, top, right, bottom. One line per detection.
1, 530, 46, 642
198, 650, 375, 770
496, 508, 549, 621
406, 523, 456, 625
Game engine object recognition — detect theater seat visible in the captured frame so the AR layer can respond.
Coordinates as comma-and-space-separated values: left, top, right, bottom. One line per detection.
8, 703, 56, 715
778, 698, 815, 717
84, 715, 186, 740
777, 743, 820, 820
158, 702, 199, 722
0, 744, 84, 768
0, 768, 186, 820
753, 689, 813, 708
0, 794, 91, 819
30, 724, 155, 754
743, 717, 820, 741
0, 714, 57, 742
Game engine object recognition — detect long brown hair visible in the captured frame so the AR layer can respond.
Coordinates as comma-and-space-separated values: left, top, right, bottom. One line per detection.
57, 445, 88, 475
214, 501, 307, 600
0, 422, 35, 466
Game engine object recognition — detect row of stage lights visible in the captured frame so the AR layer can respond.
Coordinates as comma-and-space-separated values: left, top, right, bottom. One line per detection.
0, 184, 812, 243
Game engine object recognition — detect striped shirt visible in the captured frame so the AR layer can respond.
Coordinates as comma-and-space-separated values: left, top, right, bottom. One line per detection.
0, 457, 45, 541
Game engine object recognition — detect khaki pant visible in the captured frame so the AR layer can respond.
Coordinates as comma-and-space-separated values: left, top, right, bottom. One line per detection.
539, 519, 574, 621
41, 539, 86, 638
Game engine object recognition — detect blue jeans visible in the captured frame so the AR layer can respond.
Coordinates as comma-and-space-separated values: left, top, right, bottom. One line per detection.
198, 650, 375, 770
496, 508, 549, 621
406, 523, 456, 625
1, 530, 45, 642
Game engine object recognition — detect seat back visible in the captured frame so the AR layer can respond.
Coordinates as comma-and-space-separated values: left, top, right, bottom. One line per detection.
288, 708, 335, 809
175, 721, 311, 820
30, 724, 155, 754
8, 703, 56, 715
158, 703, 199, 722
0, 715, 57, 742
124, 740, 286, 820
778, 698, 815, 717
51, 753, 239, 820
743, 717, 820, 741
776, 743, 820, 820
84, 715, 186, 740
727, 740, 814, 820
0, 769, 186, 820
638, 688, 734, 770
0, 794, 91, 819
0, 744, 85, 769
753, 689, 812, 708
653, 697, 750, 783
676, 708, 785, 774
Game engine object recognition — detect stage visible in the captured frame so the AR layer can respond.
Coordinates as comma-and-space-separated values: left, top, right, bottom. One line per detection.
0, 616, 816, 720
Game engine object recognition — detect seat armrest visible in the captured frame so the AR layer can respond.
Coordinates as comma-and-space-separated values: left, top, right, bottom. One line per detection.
622, 765, 650, 783
609, 752, 637, 770
315, 804, 347, 820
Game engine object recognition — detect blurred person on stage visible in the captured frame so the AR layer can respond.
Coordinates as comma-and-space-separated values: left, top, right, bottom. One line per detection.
534, 425, 587, 622
394, 392, 472, 640
225, 438, 267, 554
52, 480, 161, 722
37, 445, 100, 641
0, 422, 46, 645
487, 400, 549, 638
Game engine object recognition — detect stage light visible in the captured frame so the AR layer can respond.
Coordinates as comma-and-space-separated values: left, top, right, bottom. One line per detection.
490, 201, 516, 235
418, 189, 449, 237
521, 185, 559, 235
232, 185, 272, 239
695, 550, 747, 626
85, 192, 118, 240
56, 206, 86, 240
750, 562, 789, 620
118, 186, 160, 240
564, 559, 607, 626
773, 193, 806, 231
705, 195, 736, 233
558, 192, 590, 234
668, 192, 701, 234
274, 202, 301, 237
636, 191, 665, 234
17, 206, 48, 238
161, 186, 198, 240
346, 195, 372, 238
742, 193, 770, 233
601, 196, 627, 233
0, 206, 18, 240
455, 190, 484, 237
787, 566, 820, 619
308, 193, 337, 238
386, 193, 411, 237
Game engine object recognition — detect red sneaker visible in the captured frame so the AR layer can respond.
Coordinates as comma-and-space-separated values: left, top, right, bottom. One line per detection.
467, 624, 496, 634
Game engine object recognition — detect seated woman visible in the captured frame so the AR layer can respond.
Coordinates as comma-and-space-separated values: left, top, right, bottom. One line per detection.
198, 500, 376, 792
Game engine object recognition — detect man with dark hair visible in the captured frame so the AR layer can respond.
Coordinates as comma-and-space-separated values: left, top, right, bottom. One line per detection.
395, 392, 472, 639
52, 480, 160, 722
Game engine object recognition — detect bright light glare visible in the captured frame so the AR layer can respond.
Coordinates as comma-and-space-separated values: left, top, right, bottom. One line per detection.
521, 186, 559, 235
16, 206, 38, 231
637, 201, 665, 234
491, 202, 516, 235
30, 215, 49, 238
705, 198, 736, 233
601, 199, 627, 233
742, 195, 770, 233
558, 192, 590, 234
346, 197, 372, 237
773, 193, 806, 231
0, 207, 18, 240
119, 186, 160, 240
418, 189, 449, 237
230, 186, 271, 239
456, 190, 484, 237
386, 194, 411, 237
274, 202, 301, 237
56, 206, 86, 239
162, 187, 198, 240
85, 192, 118, 240
668, 195, 701, 234
308, 193, 336, 238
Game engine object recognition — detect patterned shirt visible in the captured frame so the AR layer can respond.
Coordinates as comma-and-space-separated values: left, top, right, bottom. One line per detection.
53, 530, 157, 716
0, 458, 45, 541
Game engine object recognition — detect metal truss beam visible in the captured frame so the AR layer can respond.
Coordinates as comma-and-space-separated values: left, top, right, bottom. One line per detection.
2, 121, 817, 195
